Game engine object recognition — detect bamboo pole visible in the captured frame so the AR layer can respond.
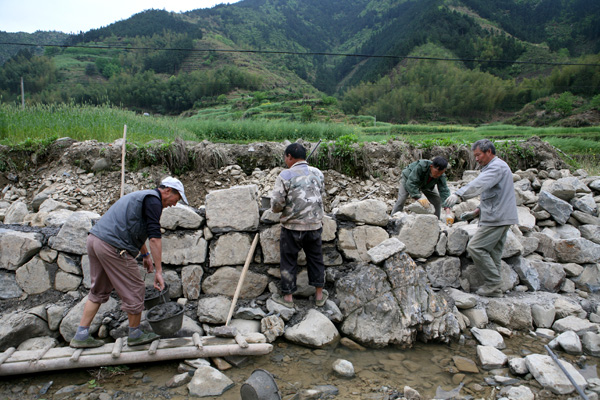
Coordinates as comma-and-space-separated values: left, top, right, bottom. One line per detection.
0, 343, 272, 376
225, 233, 260, 326
0, 348, 15, 366
111, 338, 124, 359
192, 333, 203, 349
70, 349, 83, 362
120, 125, 127, 198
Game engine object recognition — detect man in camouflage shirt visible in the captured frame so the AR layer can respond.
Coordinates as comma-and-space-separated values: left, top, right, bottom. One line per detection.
270, 143, 327, 308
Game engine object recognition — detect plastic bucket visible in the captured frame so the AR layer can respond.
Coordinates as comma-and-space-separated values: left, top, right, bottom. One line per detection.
240, 369, 281, 400
144, 284, 170, 310
146, 302, 183, 337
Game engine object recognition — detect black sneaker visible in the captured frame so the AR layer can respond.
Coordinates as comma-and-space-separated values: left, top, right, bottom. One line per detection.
70, 337, 104, 348
127, 331, 160, 346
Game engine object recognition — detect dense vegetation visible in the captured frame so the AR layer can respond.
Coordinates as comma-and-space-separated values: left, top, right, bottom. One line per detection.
0, 0, 599, 125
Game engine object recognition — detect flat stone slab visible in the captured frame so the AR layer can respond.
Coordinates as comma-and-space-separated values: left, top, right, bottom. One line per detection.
525, 354, 587, 395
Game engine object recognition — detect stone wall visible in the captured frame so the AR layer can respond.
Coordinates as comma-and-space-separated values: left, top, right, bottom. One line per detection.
0, 167, 599, 353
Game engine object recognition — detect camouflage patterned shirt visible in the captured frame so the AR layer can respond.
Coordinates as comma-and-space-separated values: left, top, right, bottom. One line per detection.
271, 161, 325, 231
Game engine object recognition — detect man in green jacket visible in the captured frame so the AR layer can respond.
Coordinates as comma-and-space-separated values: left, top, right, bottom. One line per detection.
391, 156, 451, 218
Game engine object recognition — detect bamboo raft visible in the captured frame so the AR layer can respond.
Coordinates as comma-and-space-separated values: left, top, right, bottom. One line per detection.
0, 333, 273, 376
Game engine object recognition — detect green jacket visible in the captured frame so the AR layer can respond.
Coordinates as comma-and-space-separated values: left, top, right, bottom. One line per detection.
401, 160, 450, 202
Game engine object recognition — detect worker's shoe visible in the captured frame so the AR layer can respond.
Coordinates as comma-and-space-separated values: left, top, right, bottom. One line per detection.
315, 289, 329, 307
476, 285, 503, 297
271, 293, 294, 308
127, 331, 160, 347
70, 336, 104, 349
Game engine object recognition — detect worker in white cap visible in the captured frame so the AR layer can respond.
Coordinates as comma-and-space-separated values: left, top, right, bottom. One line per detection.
70, 177, 187, 348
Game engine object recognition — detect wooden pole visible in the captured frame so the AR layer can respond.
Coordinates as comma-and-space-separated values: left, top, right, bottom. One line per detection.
0, 343, 272, 376
120, 125, 127, 198
226, 233, 260, 326
20, 77, 25, 110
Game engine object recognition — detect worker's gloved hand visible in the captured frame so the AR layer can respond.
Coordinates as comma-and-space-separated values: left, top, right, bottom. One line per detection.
459, 208, 480, 221
417, 197, 431, 209
443, 194, 460, 208
446, 215, 455, 226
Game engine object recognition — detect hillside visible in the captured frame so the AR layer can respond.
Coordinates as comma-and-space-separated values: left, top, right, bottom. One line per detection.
0, 0, 599, 125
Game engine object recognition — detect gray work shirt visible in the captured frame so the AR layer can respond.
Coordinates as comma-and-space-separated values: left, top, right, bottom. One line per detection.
455, 156, 519, 226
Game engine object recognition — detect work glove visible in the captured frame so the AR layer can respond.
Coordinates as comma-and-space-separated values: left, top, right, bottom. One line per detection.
443, 194, 460, 208
459, 208, 480, 221
417, 197, 431, 209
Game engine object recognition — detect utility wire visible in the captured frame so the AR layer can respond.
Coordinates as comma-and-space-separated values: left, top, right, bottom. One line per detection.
1, 41, 600, 67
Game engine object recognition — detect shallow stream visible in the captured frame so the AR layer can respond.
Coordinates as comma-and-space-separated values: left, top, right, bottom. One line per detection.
0, 331, 597, 399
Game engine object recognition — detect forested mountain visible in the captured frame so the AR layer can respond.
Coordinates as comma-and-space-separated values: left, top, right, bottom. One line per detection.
1, 0, 599, 123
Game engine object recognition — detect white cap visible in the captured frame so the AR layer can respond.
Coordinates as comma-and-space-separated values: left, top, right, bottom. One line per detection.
160, 177, 188, 205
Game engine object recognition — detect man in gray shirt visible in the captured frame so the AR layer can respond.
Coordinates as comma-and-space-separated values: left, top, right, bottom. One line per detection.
444, 139, 518, 297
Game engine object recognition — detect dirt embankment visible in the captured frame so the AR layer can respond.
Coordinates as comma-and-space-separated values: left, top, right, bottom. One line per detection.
0, 136, 568, 214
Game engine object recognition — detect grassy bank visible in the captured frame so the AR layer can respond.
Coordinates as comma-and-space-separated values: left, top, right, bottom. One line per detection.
1, 104, 599, 173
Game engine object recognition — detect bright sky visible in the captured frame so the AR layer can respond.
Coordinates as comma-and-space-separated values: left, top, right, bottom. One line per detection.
0, 0, 242, 34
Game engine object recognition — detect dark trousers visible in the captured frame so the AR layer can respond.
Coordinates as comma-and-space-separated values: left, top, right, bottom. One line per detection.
279, 227, 325, 295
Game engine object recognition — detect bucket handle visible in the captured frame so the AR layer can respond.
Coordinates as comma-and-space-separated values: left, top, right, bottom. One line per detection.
159, 289, 168, 304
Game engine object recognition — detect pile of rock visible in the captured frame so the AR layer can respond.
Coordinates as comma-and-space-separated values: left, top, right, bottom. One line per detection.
0, 153, 599, 397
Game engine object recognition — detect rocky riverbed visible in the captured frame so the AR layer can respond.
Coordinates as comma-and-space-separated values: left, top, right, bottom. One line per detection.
0, 137, 599, 399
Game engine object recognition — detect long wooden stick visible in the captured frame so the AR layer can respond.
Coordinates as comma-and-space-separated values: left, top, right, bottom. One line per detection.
120, 124, 127, 198
226, 233, 260, 326
0, 343, 272, 376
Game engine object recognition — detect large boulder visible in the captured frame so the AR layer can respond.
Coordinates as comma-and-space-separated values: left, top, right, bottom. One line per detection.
162, 231, 207, 265
15, 257, 52, 295
538, 191, 573, 225
59, 295, 119, 342
336, 199, 388, 226
338, 225, 389, 262
202, 266, 268, 298
0, 310, 54, 351
284, 309, 340, 348
336, 253, 459, 348
555, 238, 600, 264
209, 232, 252, 267
160, 204, 203, 230
205, 185, 259, 233
0, 229, 43, 271
397, 214, 440, 258
49, 211, 99, 254
4, 201, 28, 224
525, 354, 587, 395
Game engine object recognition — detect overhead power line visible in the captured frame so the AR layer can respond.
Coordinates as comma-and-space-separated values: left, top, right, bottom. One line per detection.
1, 41, 600, 67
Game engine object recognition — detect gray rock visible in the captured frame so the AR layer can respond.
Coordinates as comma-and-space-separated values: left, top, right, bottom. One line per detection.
529, 260, 566, 292
571, 194, 598, 215
461, 307, 489, 328
486, 298, 533, 331
57, 253, 81, 275
435, 232, 447, 256
202, 267, 268, 298
162, 231, 207, 266
160, 204, 203, 230
424, 257, 461, 288
332, 359, 355, 377
81, 255, 91, 289
589, 179, 600, 191
49, 212, 99, 254
338, 225, 389, 262
337, 253, 459, 347
517, 207, 536, 232
538, 190, 573, 225
0, 229, 43, 271
505, 256, 540, 291
525, 354, 587, 395
397, 214, 440, 258
259, 224, 282, 264
502, 386, 534, 400
260, 314, 285, 342
234, 307, 266, 320
579, 225, 600, 244
508, 357, 529, 375
4, 201, 28, 224
549, 330, 582, 355
187, 366, 234, 397
572, 210, 600, 226
554, 297, 586, 319
47, 304, 68, 331
447, 227, 469, 256
574, 264, 600, 293
15, 257, 52, 295
531, 304, 556, 328
322, 215, 337, 241
17, 336, 57, 351
367, 238, 406, 264
336, 199, 389, 226
553, 316, 598, 335
0, 271, 23, 299
529, 232, 557, 260
446, 288, 477, 309
181, 265, 203, 300
581, 331, 600, 356
284, 309, 340, 347
54, 271, 82, 292
196, 296, 231, 324
205, 185, 259, 233
265, 298, 295, 321
555, 238, 600, 264
462, 261, 518, 293
0, 310, 54, 351
477, 345, 507, 370
471, 327, 505, 349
